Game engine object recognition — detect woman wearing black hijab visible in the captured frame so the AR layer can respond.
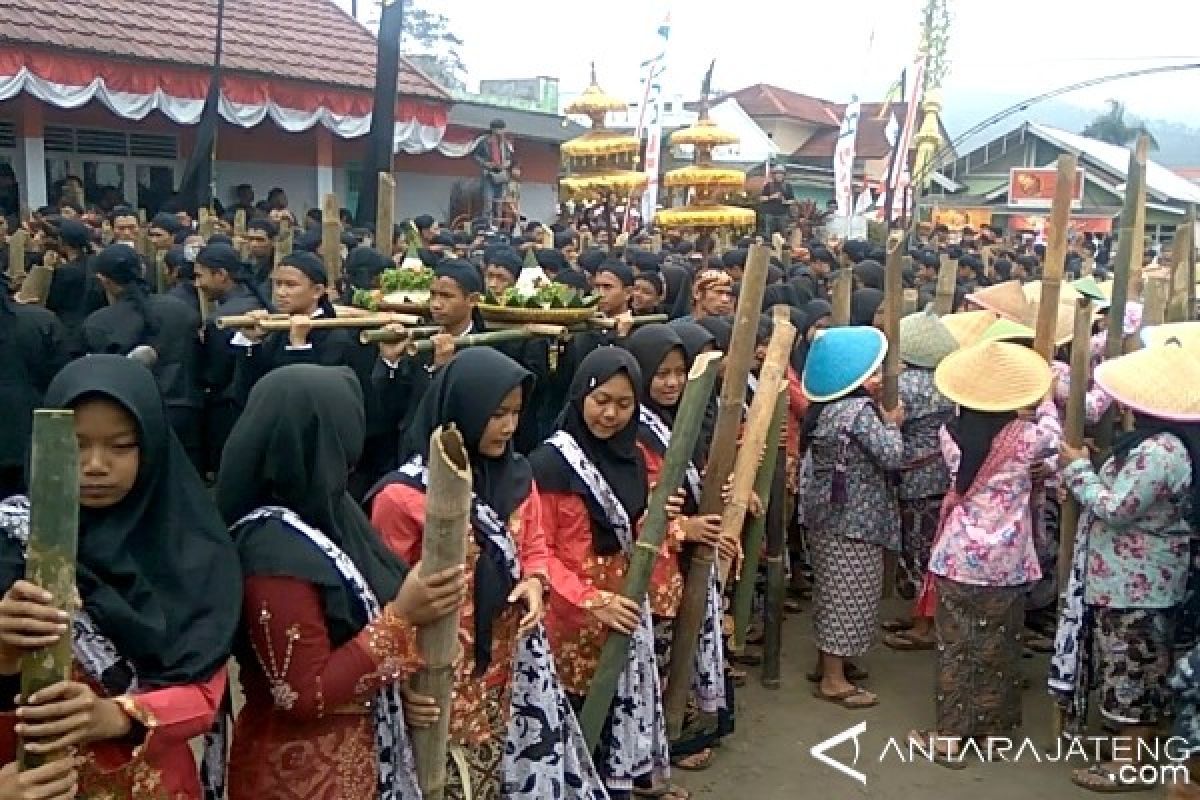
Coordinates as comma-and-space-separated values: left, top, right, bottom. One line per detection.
850, 287, 885, 328
852, 259, 885, 290
529, 348, 672, 800
217, 364, 466, 800
0, 355, 240, 798
367, 348, 606, 800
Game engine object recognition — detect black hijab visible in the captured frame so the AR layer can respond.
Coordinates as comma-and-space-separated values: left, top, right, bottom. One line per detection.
947, 408, 1019, 496
217, 364, 407, 645
850, 288, 885, 326
0, 356, 241, 689
529, 347, 647, 555
761, 283, 797, 313
1114, 413, 1200, 529
805, 299, 832, 329
669, 320, 716, 366
625, 323, 686, 432
853, 260, 886, 290
381, 348, 533, 673
695, 315, 733, 352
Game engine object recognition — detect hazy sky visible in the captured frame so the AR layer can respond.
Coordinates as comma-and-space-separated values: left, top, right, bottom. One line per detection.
335, 0, 1200, 126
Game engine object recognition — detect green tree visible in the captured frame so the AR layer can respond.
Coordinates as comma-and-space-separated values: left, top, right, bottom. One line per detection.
395, 3, 467, 92
1082, 99, 1160, 150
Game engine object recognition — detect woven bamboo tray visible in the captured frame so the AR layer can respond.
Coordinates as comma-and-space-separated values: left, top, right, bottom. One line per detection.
379, 290, 431, 315
478, 304, 601, 325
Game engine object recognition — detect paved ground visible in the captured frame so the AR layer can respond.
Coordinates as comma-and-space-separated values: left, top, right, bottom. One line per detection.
674, 597, 1172, 800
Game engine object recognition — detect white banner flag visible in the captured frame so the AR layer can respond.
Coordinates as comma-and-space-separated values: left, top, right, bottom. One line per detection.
833, 98, 861, 219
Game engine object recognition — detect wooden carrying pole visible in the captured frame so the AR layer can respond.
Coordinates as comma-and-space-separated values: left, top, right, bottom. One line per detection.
359, 325, 443, 345
401, 325, 565, 357
215, 311, 419, 330
1095, 135, 1149, 454
881, 234, 904, 409
933, 252, 958, 316
409, 426, 472, 800
716, 307, 796, 586
19, 411, 79, 771
1033, 154, 1079, 361
321, 193, 343, 289
579, 351, 723, 749
730, 387, 786, 651
1052, 298, 1095, 739
830, 267, 854, 326
664, 243, 770, 739
376, 173, 397, 259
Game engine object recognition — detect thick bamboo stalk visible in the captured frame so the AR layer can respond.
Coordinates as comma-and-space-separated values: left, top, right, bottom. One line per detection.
760, 422, 788, 690
588, 313, 669, 331
1167, 207, 1195, 323
664, 243, 770, 739
933, 252, 958, 316
1188, 205, 1197, 321
650, 233, 663, 254
321, 194, 343, 289
198, 207, 214, 240
882, 234, 904, 409
275, 218, 293, 267
15, 264, 53, 305
1142, 275, 1169, 330
1096, 135, 1149, 454
1033, 154, 1079, 362
6, 228, 27, 284
409, 425, 472, 800
830, 267, 854, 326
716, 310, 796, 586
579, 351, 723, 749
359, 325, 442, 345
1052, 298, 1095, 740
730, 388, 786, 651
403, 325, 566, 357
376, 173, 396, 259
233, 209, 249, 261
19, 411, 79, 771
216, 311, 419, 330
902, 288, 919, 316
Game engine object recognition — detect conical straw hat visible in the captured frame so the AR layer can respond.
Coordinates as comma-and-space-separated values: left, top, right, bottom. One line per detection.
802, 326, 888, 403
1023, 279, 1082, 306
1141, 321, 1200, 351
898, 309, 960, 368
1021, 300, 1083, 347
1072, 276, 1111, 309
965, 280, 1032, 321
980, 318, 1035, 343
941, 310, 999, 347
1094, 341, 1200, 422
935, 340, 1052, 412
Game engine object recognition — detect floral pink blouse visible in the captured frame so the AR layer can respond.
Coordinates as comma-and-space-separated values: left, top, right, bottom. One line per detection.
1050, 360, 1111, 426
928, 398, 1062, 588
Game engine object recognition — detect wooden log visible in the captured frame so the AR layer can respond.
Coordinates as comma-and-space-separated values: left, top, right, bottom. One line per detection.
1167, 206, 1195, 322
588, 313, 669, 330
730, 387, 786, 651
359, 325, 443, 345
19, 411, 79, 771
579, 351, 723, 749
198, 207, 214, 240
1033, 154, 1079, 362
233, 209, 249, 262
275, 217, 293, 267
1142, 274, 1168, 329
402, 325, 565, 357
1095, 135, 1149, 454
321, 194, 343, 290
760, 410, 788, 690
409, 425, 472, 800
882, 234, 904, 410
933, 252, 958, 316
15, 264, 54, 305
664, 243, 770, 739
1052, 298, 1095, 739
830, 267, 854, 326
215, 311, 419, 330
6, 228, 27, 284
716, 308, 796, 586
376, 173, 397, 260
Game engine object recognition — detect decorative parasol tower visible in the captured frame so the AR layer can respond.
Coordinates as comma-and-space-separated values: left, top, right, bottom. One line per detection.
560, 65, 648, 203
655, 61, 755, 231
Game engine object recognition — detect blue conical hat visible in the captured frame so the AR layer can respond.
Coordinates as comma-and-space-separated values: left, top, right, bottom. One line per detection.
802, 326, 888, 403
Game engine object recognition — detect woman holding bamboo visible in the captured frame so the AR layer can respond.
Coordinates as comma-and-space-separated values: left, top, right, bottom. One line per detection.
217, 365, 467, 800
801, 326, 905, 709
0, 355, 241, 798
1051, 343, 1199, 793
530, 347, 676, 800
909, 341, 1059, 766
367, 347, 606, 799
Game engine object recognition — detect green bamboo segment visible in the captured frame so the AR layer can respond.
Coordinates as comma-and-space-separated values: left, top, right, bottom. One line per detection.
579, 350, 723, 750
19, 411, 80, 771
402, 326, 565, 357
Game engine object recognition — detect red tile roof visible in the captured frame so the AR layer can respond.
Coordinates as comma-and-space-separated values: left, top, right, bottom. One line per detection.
1173, 167, 1200, 182
714, 83, 840, 126
0, 0, 449, 101
792, 102, 909, 160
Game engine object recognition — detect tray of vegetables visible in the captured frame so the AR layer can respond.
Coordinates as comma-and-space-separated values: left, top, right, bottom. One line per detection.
351, 267, 434, 313
478, 284, 601, 324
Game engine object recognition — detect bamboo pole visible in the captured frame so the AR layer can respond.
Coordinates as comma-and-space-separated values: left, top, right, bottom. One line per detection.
760, 413, 788, 690
321, 193, 343, 290
716, 309, 796, 586
830, 267, 854, 326
1095, 135, 1149, 454
402, 325, 566, 357
730, 387, 786, 651
1033, 154, 1079, 361
198, 207, 214, 240
275, 217, 293, 268
1167, 206, 1194, 322
882, 234, 904, 410
1141, 274, 1168, 329
15, 264, 53, 305
579, 351, 723, 749
664, 243, 770, 739
359, 325, 443, 345
233, 209, 249, 261
588, 313, 669, 330
19, 411, 79, 771
933, 252, 958, 316
1052, 297, 1095, 740
154, 249, 167, 295
215, 311, 419, 330
1189, 205, 1197, 320
409, 426, 473, 800
6, 228, 27, 285
376, 173, 396, 260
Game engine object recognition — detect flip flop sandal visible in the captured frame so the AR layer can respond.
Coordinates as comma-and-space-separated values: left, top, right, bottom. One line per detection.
806, 663, 870, 683
1071, 764, 1153, 793
907, 730, 968, 770
883, 631, 936, 651
881, 618, 914, 633
672, 748, 715, 771
811, 686, 878, 709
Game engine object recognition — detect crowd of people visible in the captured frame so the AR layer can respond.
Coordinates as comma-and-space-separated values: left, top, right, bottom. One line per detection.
0, 181, 1197, 800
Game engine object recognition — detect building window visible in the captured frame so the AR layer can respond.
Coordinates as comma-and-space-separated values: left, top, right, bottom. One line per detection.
42, 125, 179, 214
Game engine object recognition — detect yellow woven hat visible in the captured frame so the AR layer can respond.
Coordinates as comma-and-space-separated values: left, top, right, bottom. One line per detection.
941, 310, 1000, 347
1094, 341, 1200, 422
1141, 321, 1200, 351
935, 340, 1053, 412
965, 280, 1032, 322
